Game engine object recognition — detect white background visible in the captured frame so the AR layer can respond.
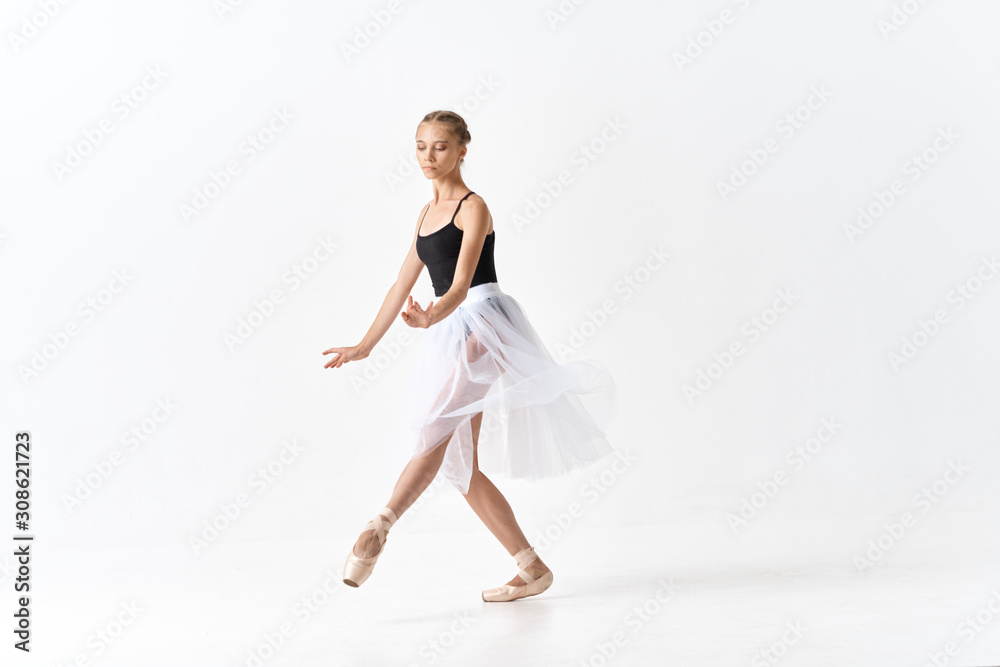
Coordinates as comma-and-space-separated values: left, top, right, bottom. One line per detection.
2, 1, 999, 665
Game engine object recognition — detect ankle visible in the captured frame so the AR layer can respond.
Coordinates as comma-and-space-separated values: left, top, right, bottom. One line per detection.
525, 560, 549, 576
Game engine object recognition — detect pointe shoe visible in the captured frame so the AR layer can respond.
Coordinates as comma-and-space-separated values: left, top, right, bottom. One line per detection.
342, 506, 397, 588
482, 546, 554, 602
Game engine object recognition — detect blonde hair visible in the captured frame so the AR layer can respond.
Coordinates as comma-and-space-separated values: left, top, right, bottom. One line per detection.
417, 110, 471, 165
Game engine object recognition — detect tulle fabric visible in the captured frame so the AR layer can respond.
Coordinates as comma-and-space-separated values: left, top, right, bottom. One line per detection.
390, 282, 618, 496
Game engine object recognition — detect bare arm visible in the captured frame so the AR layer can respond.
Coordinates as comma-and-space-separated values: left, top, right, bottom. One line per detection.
358, 206, 428, 355
323, 206, 427, 368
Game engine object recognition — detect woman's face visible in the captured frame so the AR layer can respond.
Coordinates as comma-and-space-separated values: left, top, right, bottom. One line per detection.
416, 123, 464, 179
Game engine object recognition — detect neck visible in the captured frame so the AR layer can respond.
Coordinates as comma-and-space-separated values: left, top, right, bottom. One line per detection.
431, 178, 470, 203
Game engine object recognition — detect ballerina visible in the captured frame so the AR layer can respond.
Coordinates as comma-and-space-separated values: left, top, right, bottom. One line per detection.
323, 110, 617, 602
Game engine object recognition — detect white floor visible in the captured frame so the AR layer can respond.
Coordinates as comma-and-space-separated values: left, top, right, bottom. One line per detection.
27, 512, 1000, 667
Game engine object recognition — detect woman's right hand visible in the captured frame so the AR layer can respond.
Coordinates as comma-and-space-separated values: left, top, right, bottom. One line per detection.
322, 344, 368, 369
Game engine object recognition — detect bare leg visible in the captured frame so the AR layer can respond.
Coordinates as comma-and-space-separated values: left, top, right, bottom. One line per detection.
350, 434, 449, 559
463, 411, 551, 587
351, 328, 548, 587
351, 341, 470, 560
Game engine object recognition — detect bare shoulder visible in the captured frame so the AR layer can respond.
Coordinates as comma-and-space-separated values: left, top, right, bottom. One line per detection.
456, 193, 493, 233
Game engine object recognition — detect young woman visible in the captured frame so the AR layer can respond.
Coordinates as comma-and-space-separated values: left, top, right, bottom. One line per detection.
322, 110, 617, 602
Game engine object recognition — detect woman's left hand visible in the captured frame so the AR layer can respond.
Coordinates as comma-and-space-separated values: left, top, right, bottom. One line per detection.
400, 294, 432, 329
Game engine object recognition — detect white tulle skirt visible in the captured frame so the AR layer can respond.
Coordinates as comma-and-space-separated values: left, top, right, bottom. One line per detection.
390, 281, 618, 496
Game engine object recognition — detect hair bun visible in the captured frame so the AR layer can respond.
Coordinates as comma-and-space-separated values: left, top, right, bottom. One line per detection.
419, 110, 471, 146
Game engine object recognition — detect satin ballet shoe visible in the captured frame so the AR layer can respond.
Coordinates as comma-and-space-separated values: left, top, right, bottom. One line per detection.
482, 546, 553, 602
343, 506, 397, 588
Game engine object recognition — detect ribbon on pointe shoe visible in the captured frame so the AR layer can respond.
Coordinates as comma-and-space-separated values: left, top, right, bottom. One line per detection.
343, 506, 398, 588
369, 506, 397, 549
513, 547, 539, 584
481, 546, 553, 602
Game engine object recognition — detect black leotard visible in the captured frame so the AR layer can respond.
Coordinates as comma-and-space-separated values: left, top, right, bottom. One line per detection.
415, 191, 498, 298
